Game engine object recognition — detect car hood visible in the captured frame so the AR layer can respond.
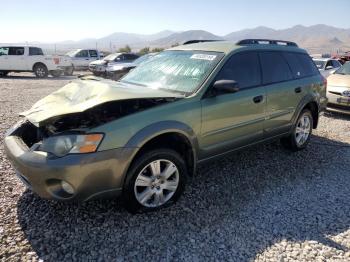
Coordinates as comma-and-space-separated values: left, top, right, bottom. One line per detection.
106, 62, 135, 72
20, 76, 183, 126
90, 60, 107, 66
327, 73, 350, 87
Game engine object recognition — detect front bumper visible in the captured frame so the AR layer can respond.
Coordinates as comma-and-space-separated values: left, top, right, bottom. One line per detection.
326, 90, 350, 115
4, 125, 136, 202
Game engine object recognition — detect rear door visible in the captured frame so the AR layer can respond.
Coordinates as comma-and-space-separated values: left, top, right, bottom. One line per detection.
73, 50, 90, 68
260, 51, 299, 136
262, 51, 318, 137
200, 51, 266, 158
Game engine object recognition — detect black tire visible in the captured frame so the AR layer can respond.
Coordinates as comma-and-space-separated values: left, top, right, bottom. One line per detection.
50, 70, 63, 77
281, 109, 313, 151
33, 64, 48, 78
123, 149, 187, 213
0, 71, 9, 77
64, 66, 74, 76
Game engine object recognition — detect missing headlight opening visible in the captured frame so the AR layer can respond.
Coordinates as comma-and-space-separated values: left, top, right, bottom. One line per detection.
13, 98, 176, 148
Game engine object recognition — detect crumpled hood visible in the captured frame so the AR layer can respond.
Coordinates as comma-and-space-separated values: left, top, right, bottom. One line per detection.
90, 60, 107, 66
106, 62, 135, 72
20, 76, 183, 126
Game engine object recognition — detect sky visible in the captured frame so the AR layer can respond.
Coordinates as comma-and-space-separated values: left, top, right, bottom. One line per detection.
1, 0, 350, 42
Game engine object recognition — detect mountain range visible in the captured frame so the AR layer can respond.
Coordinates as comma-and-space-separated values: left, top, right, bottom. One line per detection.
6, 24, 350, 54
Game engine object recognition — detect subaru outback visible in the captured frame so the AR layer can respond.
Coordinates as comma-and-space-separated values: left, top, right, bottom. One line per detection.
4, 39, 327, 212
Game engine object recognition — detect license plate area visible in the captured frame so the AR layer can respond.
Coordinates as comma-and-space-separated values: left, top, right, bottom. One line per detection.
337, 97, 350, 104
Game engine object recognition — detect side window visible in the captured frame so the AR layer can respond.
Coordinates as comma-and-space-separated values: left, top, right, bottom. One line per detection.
332, 60, 341, 68
325, 60, 333, 69
283, 52, 319, 78
9, 47, 25, 56
89, 50, 98, 58
215, 52, 261, 89
115, 55, 124, 61
259, 51, 293, 84
0, 47, 9, 56
29, 47, 43, 56
76, 50, 89, 58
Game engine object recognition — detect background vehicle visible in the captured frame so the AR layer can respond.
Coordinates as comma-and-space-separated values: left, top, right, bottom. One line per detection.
0, 46, 73, 78
89, 53, 139, 76
313, 58, 342, 78
4, 40, 327, 212
326, 61, 350, 115
105, 53, 156, 80
66, 49, 101, 71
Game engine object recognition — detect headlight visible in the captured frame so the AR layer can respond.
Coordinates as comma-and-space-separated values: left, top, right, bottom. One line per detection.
39, 133, 104, 157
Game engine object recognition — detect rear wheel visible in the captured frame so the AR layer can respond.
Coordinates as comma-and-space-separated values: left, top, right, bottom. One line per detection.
50, 70, 62, 77
281, 109, 313, 151
123, 149, 187, 213
33, 64, 48, 78
64, 66, 74, 76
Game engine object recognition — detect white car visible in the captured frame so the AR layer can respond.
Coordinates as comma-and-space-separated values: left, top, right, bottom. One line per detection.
0, 46, 74, 78
313, 58, 342, 78
65, 49, 101, 71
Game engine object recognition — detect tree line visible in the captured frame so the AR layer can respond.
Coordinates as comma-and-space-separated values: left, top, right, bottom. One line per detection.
116, 43, 180, 55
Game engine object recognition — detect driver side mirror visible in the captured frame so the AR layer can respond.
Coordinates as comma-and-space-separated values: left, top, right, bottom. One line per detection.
212, 80, 240, 95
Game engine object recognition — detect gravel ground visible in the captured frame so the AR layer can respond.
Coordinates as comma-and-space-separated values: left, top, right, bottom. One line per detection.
1, 72, 350, 261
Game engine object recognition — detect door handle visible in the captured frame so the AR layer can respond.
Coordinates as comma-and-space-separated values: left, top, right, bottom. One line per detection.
253, 95, 264, 103
295, 87, 302, 93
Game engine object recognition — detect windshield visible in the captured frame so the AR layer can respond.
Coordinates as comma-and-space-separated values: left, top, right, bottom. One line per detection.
335, 62, 350, 75
313, 60, 325, 69
121, 50, 223, 94
65, 50, 79, 57
104, 53, 119, 61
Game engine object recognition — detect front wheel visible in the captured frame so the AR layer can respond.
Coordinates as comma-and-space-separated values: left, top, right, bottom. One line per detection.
33, 64, 48, 78
123, 149, 187, 213
281, 109, 313, 151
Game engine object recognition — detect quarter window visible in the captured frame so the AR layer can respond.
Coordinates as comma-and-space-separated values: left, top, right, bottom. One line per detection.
259, 52, 293, 84
283, 52, 319, 78
215, 52, 261, 89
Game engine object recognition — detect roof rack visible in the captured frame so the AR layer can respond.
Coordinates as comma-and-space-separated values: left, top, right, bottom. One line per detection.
183, 40, 223, 45
236, 39, 298, 47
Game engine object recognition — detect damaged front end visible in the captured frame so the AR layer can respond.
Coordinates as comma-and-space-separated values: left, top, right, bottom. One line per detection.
12, 97, 177, 157
11, 78, 183, 157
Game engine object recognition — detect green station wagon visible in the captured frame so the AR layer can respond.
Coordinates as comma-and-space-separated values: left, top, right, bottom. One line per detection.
4, 39, 327, 212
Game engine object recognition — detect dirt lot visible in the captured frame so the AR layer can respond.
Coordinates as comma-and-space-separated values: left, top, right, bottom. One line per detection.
0, 72, 350, 261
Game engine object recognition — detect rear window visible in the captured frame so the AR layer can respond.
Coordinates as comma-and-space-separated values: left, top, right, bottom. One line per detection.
259, 51, 293, 84
89, 50, 98, 57
29, 47, 43, 56
283, 52, 319, 78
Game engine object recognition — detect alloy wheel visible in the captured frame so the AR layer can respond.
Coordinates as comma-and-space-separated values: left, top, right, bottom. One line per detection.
134, 159, 179, 208
295, 114, 311, 147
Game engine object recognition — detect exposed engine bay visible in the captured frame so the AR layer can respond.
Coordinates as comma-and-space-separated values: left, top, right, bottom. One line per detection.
14, 98, 177, 148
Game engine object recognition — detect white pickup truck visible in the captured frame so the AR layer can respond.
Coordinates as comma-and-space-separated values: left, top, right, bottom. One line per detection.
0, 46, 74, 78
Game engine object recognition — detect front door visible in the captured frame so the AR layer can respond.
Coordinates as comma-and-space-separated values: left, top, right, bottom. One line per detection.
200, 51, 266, 159
0, 47, 10, 70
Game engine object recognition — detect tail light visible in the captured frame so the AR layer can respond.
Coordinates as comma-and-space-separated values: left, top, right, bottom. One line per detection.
322, 77, 327, 90
53, 58, 60, 65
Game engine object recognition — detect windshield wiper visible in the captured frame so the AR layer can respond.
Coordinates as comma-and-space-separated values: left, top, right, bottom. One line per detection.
120, 80, 147, 87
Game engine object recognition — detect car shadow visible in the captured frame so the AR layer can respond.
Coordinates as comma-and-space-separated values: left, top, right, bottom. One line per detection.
324, 110, 350, 121
17, 135, 350, 261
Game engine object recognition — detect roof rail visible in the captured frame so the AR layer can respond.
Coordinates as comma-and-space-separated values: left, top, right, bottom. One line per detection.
237, 39, 298, 47
183, 40, 223, 45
